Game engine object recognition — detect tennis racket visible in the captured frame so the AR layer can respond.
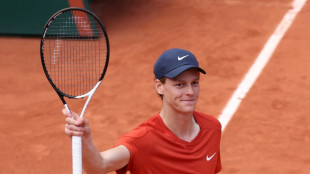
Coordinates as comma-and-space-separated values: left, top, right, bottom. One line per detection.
40, 7, 109, 174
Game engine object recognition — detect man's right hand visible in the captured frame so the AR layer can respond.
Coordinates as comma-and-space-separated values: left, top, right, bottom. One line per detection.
63, 108, 92, 141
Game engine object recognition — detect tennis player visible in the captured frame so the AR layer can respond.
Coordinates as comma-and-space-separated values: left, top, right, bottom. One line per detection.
64, 48, 222, 174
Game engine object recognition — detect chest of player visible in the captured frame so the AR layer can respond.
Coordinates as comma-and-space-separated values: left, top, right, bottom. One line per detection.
131, 128, 221, 174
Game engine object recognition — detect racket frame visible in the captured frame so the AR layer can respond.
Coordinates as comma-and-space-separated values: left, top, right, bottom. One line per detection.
40, 7, 109, 174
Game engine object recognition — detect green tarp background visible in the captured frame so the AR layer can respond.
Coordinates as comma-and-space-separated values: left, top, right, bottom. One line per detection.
0, 0, 90, 36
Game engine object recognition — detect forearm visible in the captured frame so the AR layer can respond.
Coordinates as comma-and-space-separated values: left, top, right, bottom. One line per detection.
82, 139, 107, 174
82, 141, 130, 174
63, 110, 114, 173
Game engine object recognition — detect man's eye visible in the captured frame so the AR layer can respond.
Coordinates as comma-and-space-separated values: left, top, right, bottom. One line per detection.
192, 81, 199, 85
176, 83, 183, 87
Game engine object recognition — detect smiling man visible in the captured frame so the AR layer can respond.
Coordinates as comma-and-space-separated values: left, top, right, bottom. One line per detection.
64, 48, 222, 174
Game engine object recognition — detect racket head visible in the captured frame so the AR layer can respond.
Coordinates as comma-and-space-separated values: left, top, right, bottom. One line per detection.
40, 7, 109, 99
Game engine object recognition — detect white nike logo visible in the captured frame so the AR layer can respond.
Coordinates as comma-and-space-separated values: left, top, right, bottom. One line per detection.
178, 55, 189, 61
206, 152, 216, 161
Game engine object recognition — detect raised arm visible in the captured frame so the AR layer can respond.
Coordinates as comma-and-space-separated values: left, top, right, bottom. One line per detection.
63, 109, 130, 173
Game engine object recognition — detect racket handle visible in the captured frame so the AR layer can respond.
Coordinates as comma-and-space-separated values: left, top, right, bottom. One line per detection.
72, 136, 82, 174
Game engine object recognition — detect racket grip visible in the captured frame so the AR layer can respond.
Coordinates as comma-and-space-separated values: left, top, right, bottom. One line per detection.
72, 136, 82, 174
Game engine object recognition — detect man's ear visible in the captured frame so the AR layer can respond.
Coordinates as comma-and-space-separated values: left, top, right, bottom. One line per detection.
154, 79, 164, 96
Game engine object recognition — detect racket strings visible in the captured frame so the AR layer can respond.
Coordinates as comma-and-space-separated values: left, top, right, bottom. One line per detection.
42, 9, 107, 97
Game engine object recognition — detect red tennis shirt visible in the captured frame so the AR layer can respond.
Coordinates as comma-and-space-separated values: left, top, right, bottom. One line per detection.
115, 111, 222, 174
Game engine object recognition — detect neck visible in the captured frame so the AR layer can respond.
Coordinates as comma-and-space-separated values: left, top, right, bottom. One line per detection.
159, 109, 200, 142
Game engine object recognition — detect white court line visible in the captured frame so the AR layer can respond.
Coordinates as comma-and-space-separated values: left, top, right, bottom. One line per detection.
218, 0, 308, 131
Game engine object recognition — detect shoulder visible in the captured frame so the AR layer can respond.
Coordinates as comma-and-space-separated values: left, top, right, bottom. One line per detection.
114, 114, 163, 165
115, 114, 161, 146
194, 111, 222, 131
122, 115, 160, 138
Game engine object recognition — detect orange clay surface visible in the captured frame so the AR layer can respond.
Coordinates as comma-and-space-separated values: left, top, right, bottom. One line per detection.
0, 0, 309, 173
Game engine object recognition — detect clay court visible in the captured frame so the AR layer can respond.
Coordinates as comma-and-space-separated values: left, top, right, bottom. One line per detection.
0, 0, 309, 173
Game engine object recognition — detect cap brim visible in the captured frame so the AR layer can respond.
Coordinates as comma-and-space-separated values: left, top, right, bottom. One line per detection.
164, 65, 206, 79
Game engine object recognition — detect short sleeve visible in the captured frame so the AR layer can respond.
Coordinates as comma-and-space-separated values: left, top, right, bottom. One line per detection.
114, 137, 137, 174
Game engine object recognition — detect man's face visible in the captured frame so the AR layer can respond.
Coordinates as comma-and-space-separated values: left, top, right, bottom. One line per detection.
159, 68, 200, 114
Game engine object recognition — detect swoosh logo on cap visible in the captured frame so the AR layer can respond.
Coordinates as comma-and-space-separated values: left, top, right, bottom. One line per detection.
178, 55, 189, 61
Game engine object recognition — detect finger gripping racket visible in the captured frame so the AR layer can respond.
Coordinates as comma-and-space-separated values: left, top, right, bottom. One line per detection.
40, 7, 109, 174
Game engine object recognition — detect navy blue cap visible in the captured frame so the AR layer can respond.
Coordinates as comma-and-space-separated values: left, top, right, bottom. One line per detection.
153, 48, 206, 79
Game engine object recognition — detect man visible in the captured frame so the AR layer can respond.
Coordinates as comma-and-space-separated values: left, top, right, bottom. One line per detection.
64, 48, 222, 174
